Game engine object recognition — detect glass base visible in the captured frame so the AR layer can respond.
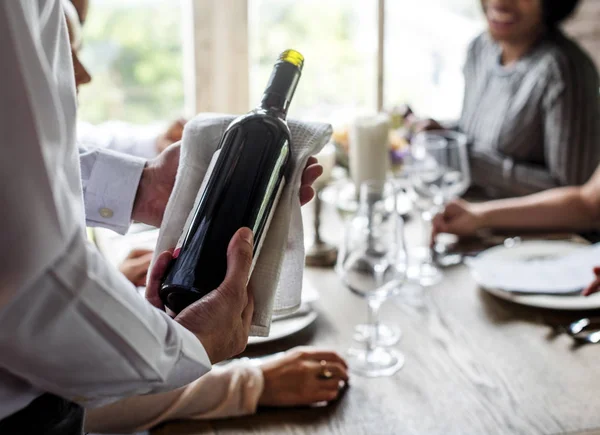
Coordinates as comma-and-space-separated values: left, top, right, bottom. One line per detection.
395, 281, 426, 309
407, 263, 443, 287
353, 324, 401, 346
347, 347, 404, 377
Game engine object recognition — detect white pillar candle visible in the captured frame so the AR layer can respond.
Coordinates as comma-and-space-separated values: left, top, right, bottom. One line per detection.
349, 113, 390, 192
313, 142, 336, 190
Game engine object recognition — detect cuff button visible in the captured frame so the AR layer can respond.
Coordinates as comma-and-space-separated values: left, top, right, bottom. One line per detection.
99, 207, 114, 218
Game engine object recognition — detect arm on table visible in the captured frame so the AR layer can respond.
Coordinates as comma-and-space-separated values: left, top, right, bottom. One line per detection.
85, 363, 264, 433
475, 167, 600, 231
433, 166, 600, 238
84, 348, 349, 434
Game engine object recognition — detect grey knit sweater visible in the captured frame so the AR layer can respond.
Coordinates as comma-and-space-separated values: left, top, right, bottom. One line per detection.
460, 30, 600, 196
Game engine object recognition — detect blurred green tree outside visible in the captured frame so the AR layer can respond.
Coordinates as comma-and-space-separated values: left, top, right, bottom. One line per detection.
249, 0, 377, 121
77, 0, 480, 125
78, 0, 184, 124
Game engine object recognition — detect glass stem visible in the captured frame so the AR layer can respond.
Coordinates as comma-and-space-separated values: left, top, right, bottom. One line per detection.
312, 189, 323, 245
366, 297, 384, 357
421, 212, 433, 266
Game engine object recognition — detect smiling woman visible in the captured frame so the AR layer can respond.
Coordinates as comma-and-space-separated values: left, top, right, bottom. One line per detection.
482, 0, 580, 62
447, 0, 599, 197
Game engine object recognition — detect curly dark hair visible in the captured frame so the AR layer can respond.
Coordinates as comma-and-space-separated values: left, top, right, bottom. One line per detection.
543, 0, 581, 27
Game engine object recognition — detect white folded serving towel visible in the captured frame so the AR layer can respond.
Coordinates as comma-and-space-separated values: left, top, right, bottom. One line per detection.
152, 113, 332, 336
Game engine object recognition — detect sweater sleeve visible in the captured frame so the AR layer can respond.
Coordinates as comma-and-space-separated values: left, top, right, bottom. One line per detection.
84, 362, 264, 434
542, 54, 600, 186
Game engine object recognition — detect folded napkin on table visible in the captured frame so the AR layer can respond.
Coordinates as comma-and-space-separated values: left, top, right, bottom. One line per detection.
152, 113, 332, 336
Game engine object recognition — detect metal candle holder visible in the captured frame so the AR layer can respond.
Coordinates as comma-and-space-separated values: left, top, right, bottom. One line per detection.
305, 185, 338, 268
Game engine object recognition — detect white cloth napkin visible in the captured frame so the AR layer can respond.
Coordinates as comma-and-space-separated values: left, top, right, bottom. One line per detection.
153, 113, 332, 336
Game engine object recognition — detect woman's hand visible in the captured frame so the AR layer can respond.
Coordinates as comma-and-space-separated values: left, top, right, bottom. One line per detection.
119, 248, 154, 286
432, 199, 483, 239
406, 114, 444, 134
583, 267, 600, 296
258, 347, 349, 407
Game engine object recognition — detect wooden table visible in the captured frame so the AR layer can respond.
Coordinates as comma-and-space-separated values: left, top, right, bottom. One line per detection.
154, 211, 600, 435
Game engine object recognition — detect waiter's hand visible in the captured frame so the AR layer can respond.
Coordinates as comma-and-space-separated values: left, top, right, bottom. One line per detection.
299, 156, 323, 206
132, 143, 181, 228
146, 227, 255, 364
132, 144, 323, 228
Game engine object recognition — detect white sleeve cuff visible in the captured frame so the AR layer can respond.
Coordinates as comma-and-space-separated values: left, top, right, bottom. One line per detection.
84, 148, 146, 234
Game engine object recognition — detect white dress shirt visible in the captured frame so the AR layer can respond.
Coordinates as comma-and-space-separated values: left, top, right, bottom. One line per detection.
78, 120, 161, 160
0, 0, 210, 420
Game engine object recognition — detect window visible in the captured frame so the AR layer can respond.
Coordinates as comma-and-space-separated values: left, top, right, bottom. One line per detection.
384, 0, 484, 120
78, 0, 483, 125
248, 0, 378, 122
78, 0, 184, 124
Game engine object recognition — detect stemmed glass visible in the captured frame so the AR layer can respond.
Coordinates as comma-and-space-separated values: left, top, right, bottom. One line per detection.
408, 131, 470, 286
338, 180, 407, 377
352, 180, 407, 346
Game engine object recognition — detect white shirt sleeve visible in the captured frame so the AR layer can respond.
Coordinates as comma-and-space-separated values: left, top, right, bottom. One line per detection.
0, 233, 211, 408
0, 0, 211, 411
79, 146, 146, 235
78, 120, 160, 160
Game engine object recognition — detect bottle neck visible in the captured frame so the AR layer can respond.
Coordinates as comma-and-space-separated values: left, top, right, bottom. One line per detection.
259, 61, 301, 120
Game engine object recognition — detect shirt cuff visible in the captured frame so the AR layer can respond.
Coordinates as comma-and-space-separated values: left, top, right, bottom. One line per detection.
84, 149, 146, 234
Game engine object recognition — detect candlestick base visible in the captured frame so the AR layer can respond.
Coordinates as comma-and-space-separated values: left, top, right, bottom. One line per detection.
305, 241, 338, 268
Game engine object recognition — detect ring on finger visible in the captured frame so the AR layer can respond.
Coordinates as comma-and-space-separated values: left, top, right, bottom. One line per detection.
318, 360, 334, 380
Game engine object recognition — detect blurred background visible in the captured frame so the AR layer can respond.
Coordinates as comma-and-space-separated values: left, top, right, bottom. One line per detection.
77, 0, 597, 126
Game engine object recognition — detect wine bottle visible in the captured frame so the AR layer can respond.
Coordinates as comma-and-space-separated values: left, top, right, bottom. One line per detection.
160, 49, 304, 314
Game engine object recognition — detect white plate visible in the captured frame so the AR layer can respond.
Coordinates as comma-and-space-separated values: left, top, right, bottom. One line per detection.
474, 240, 600, 311
248, 310, 318, 345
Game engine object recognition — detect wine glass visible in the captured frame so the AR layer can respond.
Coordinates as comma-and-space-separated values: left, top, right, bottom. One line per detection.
352, 179, 407, 346
409, 131, 470, 286
338, 180, 407, 377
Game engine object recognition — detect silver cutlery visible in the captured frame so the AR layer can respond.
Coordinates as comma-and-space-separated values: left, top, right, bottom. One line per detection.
564, 317, 600, 344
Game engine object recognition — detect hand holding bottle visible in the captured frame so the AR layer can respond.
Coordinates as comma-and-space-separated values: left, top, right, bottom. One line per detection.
132, 143, 181, 228
146, 228, 255, 364
299, 156, 323, 205
132, 142, 320, 231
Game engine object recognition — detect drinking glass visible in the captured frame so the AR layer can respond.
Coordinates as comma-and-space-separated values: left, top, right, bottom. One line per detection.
409, 130, 470, 286
352, 179, 407, 346
338, 180, 407, 377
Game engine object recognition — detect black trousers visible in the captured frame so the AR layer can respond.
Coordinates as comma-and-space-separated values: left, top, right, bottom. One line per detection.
0, 393, 84, 435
